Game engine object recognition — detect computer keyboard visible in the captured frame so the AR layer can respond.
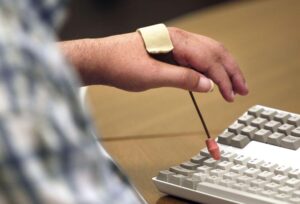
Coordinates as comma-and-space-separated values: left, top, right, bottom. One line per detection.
153, 105, 300, 204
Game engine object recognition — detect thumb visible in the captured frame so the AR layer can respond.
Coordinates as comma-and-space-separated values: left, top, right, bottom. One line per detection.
152, 61, 214, 92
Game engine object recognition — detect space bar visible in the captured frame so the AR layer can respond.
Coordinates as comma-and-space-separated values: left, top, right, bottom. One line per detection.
197, 182, 284, 204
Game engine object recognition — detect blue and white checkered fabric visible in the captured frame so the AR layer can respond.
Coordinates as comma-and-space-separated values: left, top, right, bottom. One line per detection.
0, 0, 144, 203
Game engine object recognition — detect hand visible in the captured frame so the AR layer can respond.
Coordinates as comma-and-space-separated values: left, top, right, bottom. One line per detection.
59, 27, 248, 102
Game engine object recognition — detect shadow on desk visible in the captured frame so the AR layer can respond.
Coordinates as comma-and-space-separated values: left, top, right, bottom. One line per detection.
156, 195, 199, 204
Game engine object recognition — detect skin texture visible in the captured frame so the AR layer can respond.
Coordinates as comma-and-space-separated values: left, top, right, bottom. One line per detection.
59, 27, 248, 102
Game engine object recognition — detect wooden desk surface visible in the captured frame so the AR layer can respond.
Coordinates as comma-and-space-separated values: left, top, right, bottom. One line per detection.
87, 0, 300, 203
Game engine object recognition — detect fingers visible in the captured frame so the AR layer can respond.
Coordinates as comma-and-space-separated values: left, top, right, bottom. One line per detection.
151, 61, 214, 92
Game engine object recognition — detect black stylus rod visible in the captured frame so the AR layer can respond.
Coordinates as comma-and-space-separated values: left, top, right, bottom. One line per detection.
188, 91, 211, 139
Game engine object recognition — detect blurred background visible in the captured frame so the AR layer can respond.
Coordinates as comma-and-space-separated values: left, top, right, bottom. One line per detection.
59, 0, 233, 39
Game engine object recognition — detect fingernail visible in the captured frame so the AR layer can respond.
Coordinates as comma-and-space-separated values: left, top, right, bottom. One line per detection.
209, 79, 214, 92
198, 78, 212, 92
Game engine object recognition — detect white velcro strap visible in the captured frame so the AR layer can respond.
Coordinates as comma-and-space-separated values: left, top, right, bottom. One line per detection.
137, 24, 174, 54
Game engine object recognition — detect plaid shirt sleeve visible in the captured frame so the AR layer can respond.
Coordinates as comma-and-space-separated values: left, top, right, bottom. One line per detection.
0, 0, 145, 203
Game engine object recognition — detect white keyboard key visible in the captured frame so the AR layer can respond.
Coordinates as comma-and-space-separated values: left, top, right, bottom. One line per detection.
238, 114, 255, 125
260, 162, 278, 172
265, 182, 281, 191
180, 161, 201, 170
219, 179, 235, 187
200, 148, 210, 157
292, 190, 300, 197
285, 178, 300, 188
264, 120, 281, 132
210, 169, 226, 177
253, 129, 272, 143
251, 118, 268, 129
228, 123, 245, 134
169, 174, 186, 185
217, 161, 234, 170
289, 197, 300, 204
203, 158, 219, 167
247, 158, 264, 168
288, 169, 300, 178
274, 193, 291, 201
192, 172, 207, 182
223, 172, 240, 180
206, 175, 221, 184
287, 115, 300, 126
267, 132, 285, 146
197, 165, 212, 174
241, 126, 258, 139
274, 112, 291, 123
217, 132, 235, 145
234, 155, 251, 165
157, 170, 175, 182
233, 182, 249, 191
261, 109, 277, 120
277, 124, 295, 135
291, 127, 300, 137
261, 189, 277, 197
244, 168, 261, 178
247, 186, 263, 194
182, 177, 201, 189
230, 164, 247, 174
274, 165, 292, 175
191, 154, 208, 164
169, 166, 195, 176
278, 186, 294, 195
250, 179, 268, 188
272, 175, 289, 185
231, 134, 250, 148
280, 136, 300, 150
237, 175, 254, 184
248, 106, 264, 117
221, 152, 237, 161
258, 171, 275, 181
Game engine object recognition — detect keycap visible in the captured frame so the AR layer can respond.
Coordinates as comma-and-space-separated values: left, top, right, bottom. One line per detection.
180, 161, 201, 170
228, 123, 245, 134
157, 170, 175, 181
272, 174, 288, 184
217, 161, 234, 170
257, 171, 274, 181
237, 175, 254, 184
223, 172, 240, 180
210, 169, 226, 177
267, 132, 285, 146
261, 109, 277, 120
287, 115, 300, 126
234, 155, 250, 165
217, 132, 235, 145
260, 162, 278, 172
253, 129, 272, 143
197, 165, 212, 174
221, 152, 237, 162
261, 189, 277, 197
247, 158, 264, 168
289, 197, 300, 204
203, 158, 219, 167
265, 182, 281, 191
169, 166, 195, 176
280, 136, 300, 150
277, 124, 295, 135
285, 178, 300, 188
278, 186, 294, 195
291, 127, 300, 137
248, 106, 264, 117
230, 164, 247, 174
206, 175, 221, 184
274, 112, 291, 123
192, 172, 207, 182
288, 169, 300, 178
274, 165, 292, 175
292, 190, 300, 197
182, 177, 201, 189
219, 179, 235, 187
191, 154, 207, 164
231, 134, 250, 148
169, 174, 186, 185
274, 193, 291, 201
250, 179, 267, 187
264, 120, 281, 132
238, 114, 255, 125
251, 118, 268, 129
241, 126, 258, 139
233, 182, 249, 191
200, 148, 210, 157
244, 168, 261, 178
247, 186, 263, 194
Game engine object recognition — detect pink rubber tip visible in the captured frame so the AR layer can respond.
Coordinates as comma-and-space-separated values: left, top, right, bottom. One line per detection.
206, 139, 221, 160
